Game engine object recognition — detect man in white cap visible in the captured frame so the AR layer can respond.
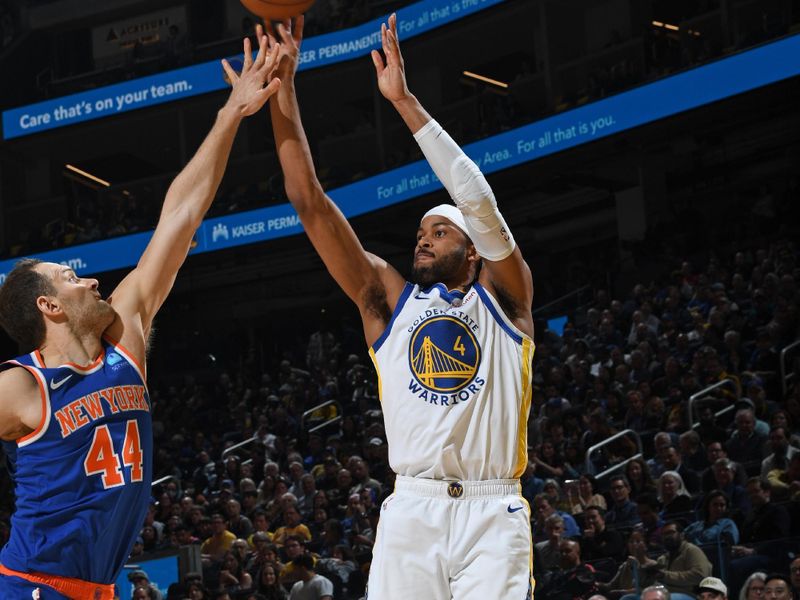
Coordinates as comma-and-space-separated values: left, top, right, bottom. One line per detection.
268, 12, 533, 600
696, 577, 728, 600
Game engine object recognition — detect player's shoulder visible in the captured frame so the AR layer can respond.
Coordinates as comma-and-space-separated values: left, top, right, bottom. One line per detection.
0, 363, 40, 394
0, 365, 41, 440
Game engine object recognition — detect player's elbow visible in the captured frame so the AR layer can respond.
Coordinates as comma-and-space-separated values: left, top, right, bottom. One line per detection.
285, 181, 326, 216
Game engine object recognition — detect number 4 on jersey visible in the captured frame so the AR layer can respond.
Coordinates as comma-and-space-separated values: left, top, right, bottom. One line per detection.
84, 420, 143, 488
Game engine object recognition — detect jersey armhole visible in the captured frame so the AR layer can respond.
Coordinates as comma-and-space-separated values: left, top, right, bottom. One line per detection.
1, 361, 51, 447
371, 282, 414, 354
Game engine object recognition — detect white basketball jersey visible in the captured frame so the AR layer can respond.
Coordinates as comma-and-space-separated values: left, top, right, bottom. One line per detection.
369, 281, 534, 481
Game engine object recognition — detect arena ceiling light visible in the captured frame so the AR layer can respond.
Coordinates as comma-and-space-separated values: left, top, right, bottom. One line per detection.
65, 163, 111, 187
462, 70, 509, 89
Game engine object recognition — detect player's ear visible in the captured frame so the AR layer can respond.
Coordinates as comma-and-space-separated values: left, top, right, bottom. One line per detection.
36, 294, 63, 317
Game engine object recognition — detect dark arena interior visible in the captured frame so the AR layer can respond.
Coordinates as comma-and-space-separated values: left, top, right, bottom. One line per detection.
0, 0, 798, 598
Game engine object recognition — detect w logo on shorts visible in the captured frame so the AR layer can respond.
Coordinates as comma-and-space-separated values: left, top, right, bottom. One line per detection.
31, 589, 41, 600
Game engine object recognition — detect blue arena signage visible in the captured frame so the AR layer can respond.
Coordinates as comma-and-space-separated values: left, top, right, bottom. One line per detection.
0, 33, 798, 281
1, 0, 507, 139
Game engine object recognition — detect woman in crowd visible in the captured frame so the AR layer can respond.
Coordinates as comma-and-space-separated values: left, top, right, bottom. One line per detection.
218, 550, 253, 595
535, 440, 566, 479
568, 473, 606, 515
684, 490, 739, 545
657, 471, 693, 521
738, 572, 767, 600
542, 479, 570, 513
599, 529, 656, 599
253, 562, 289, 600
626, 457, 657, 500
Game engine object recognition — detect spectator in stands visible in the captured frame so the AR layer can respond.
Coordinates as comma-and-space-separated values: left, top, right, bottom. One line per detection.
348, 458, 382, 500
246, 533, 277, 576
218, 550, 253, 595
227, 499, 254, 539
738, 478, 790, 547
684, 490, 739, 546
648, 433, 675, 479
637, 521, 712, 599
538, 539, 598, 600
790, 557, 800, 599
568, 474, 607, 516
656, 471, 693, 523
534, 494, 581, 541
761, 427, 799, 479
695, 405, 728, 445
730, 479, 791, 589
202, 513, 237, 563
726, 408, 767, 469
696, 577, 729, 600
287, 553, 334, 600
279, 536, 315, 588
770, 411, 800, 449
763, 574, 794, 600
536, 440, 566, 480
663, 446, 701, 494
626, 458, 657, 500
600, 529, 654, 597
273, 504, 312, 547
702, 444, 747, 491
582, 505, 625, 561
739, 572, 767, 600
709, 458, 751, 516
543, 478, 570, 512
606, 475, 642, 528
253, 561, 288, 599
535, 514, 566, 573
679, 430, 709, 473
127, 570, 164, 600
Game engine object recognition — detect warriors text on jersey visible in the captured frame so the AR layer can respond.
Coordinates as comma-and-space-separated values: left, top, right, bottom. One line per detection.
0, 336, 153, 584
369, 282, 534, 481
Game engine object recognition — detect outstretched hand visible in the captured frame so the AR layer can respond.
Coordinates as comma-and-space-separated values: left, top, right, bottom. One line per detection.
371, 13, 411, 103
221, 31, 282, 117
266, 16, 305, 84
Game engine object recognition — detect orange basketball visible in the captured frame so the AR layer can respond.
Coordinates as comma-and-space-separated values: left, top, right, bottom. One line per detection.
240, 0, 316, 20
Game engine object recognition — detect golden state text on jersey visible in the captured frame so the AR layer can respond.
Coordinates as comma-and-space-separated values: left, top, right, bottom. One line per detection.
369, 282, 535, 481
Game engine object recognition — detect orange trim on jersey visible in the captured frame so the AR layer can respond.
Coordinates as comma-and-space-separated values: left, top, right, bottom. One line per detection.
102, 334, 147, 380
33, 348, 104, 372
61, 350, 105, 373
14, 364, 49, 446
0, 564, 114, 600
32, 350, 46, 368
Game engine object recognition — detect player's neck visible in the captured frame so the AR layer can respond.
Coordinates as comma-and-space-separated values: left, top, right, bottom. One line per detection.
38, 328, 103, 368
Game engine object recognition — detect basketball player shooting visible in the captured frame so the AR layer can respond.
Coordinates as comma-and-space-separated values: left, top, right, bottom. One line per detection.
269, 14, 535, 599
0, 34, 281, 599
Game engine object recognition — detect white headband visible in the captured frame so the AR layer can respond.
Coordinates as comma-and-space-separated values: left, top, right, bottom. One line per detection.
421, 204, 470, 240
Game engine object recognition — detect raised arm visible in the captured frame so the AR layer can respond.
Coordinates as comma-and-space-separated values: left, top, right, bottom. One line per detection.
372, 14, 534, 337
108, 34, 281, 344
268, 18, 405, 345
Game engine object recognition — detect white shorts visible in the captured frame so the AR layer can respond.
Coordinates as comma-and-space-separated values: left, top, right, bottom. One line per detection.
366, 476, 534, 600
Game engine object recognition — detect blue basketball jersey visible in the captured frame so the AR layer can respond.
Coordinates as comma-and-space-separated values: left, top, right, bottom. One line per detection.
0, 336, 153, 584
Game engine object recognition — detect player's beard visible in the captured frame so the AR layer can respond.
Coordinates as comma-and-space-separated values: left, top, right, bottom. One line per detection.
411, 245, 467, 288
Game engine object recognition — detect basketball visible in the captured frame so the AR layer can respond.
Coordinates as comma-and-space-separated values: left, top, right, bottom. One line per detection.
240, 0, 316, 20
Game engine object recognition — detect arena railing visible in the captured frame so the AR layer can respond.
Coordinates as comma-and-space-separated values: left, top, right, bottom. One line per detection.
593, 452, 644, 482
151, 474, 179, 490
584, 428, 643, 478
688, 379, 740, 430
780, 338, 800, 396
221, 435, 259, 463
301, 399, 343, 435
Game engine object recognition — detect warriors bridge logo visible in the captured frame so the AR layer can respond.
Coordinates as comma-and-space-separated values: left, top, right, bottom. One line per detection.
408, 316, 481, 396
